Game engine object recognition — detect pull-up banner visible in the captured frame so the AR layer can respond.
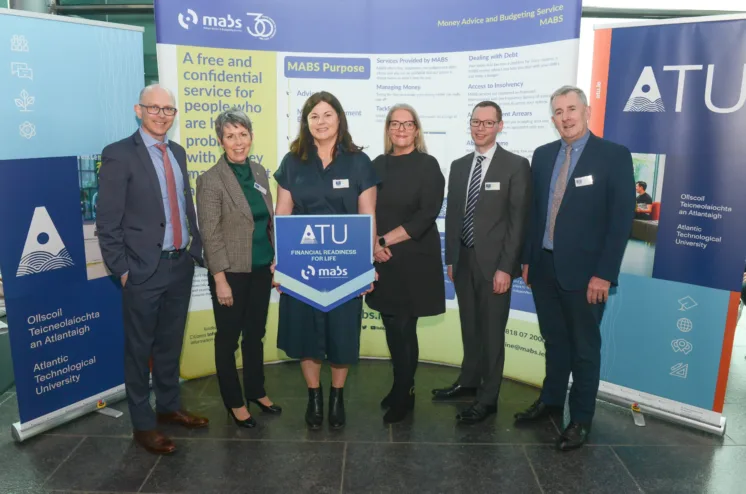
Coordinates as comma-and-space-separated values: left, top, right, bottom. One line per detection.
589, 14, 746, 432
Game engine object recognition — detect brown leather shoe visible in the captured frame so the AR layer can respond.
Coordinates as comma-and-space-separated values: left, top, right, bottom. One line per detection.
133, 430, 176, 455
157, 409, 209, 429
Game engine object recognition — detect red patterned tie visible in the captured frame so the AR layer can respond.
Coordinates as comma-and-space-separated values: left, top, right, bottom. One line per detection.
155, 143, 183, 249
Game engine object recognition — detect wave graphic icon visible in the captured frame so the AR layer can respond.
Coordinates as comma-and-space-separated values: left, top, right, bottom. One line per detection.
623, 97, 665, 112
16, 248, 74, 277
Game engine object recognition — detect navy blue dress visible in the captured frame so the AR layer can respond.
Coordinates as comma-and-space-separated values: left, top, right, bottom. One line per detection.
274, 147, 380, 364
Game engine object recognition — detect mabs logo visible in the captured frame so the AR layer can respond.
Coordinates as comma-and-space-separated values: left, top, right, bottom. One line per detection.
16, 207, 74, 277
624, 64, 746, 114
178, 9, 198, 30
301, 265, 315, 280
176, 9, 276, 39
300, 264, 348, 280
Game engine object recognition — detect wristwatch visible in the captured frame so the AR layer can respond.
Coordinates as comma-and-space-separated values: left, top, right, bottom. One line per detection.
378, 236, 386, 247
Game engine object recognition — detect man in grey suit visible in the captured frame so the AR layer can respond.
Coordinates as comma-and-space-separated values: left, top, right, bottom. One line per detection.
432, 101, 532, 424
97, 84, 208, 455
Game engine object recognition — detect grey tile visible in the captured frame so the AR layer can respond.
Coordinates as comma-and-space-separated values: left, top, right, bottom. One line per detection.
722, 403, 746, 445
0, 434, 82, 493
158, 397, 391, 443
44, 436, 158, 492
579, 401, 729, 446
525, 445, 641, 493
391, 400, 560, 444
343, 443, 541, 493
614, 445, 746, 494
140, 440, 343, 493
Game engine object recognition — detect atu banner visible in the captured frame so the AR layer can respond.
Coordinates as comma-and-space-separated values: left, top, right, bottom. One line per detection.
0, 10, 143, 440
154, 0, 582, 381
273, 215, 375, 312
588, 15, 746, 432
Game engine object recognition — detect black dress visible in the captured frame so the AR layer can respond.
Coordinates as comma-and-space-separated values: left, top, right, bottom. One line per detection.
274, 147, 380, 365
366, 150, 446, 317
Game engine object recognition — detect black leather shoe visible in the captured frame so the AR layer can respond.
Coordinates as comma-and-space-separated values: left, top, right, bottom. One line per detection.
514, 399, 563, 423
328, 386, 346, 429
249, 399, 283, 415
431, 382, 478, 400
556, 422, 591, 451
305, 387, 323, 430
383, 387, 415, 424
225, 406, 257, 429
456, 402, 497, 424
381, 383, 396, 409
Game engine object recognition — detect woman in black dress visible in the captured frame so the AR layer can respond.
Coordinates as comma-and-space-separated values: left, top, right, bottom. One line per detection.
274, 92, 379, 430
366, 103, 446, 423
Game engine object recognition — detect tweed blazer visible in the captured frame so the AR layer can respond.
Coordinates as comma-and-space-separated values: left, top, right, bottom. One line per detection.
196, 156, 274, 275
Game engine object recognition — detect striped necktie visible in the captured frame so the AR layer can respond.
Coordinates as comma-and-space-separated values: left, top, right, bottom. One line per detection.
461, 155, 486, 247
155, 143, 183, 250
548, 144, 573, 243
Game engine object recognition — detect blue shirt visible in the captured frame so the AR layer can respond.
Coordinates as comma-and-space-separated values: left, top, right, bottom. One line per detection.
139, 127, 189, 250
542, 130, 591, 250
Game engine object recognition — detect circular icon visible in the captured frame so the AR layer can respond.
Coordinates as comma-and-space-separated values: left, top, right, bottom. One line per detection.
677, 317, 693, 333
37, 232, 49, 245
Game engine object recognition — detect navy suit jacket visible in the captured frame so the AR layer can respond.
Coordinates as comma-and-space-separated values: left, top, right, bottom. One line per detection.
523, 133, 635, 291
96, 130, 203, 285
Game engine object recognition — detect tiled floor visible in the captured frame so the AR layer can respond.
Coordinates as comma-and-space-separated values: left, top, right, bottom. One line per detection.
1, 321, 745, 493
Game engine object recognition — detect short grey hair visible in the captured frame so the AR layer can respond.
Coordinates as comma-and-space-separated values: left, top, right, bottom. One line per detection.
550, 85, 588, 112
139, 84, 175, 105
214, 108, 253, 141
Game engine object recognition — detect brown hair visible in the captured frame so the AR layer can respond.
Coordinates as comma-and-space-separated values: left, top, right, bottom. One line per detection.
290, 91, 362, 161
471, 101, 503, 122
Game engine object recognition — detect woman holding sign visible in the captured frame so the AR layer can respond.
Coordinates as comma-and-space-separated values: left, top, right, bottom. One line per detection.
366, 104, 446, 423
196, 108, 281, 429
274, 91, 379, 430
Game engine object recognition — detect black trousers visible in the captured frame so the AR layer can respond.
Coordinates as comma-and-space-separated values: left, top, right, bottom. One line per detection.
532, 249, 605, 425
123, 254, 194, 431
381, 314, 419, 395
454, 246, 511, 406
208, 267, 273, 407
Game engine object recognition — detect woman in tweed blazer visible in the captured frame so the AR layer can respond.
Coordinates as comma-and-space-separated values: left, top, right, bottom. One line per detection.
196, 109, 281, 428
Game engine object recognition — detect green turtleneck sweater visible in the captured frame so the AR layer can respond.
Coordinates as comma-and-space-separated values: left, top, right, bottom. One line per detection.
226, 156, 274, 269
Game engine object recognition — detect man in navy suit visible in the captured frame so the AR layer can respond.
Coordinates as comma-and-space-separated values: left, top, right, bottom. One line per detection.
515, 86, 634, 451
97, 84, 207, 455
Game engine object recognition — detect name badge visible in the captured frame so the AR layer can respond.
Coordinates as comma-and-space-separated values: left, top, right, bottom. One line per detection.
574, 175, 593, 187
484, 182, 500, 191
253, 182, 267, 195
333, 179, 350, 189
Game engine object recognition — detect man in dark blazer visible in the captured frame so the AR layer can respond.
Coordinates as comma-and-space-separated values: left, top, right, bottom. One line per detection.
97, 84, 207, 455
432, 101, 531, 424
516, 86, 635, 451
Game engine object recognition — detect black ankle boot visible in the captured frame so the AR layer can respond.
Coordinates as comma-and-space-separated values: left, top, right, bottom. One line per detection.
383, 386, 415, 424
381, 382, 396, 409
328, 387, 345, 429
305, 386, 323, 430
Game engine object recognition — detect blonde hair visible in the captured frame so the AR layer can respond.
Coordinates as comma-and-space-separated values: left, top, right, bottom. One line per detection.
383, 103, 427, 154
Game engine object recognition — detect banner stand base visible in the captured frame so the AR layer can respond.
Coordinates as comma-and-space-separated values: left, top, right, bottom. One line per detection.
597, 388, 726, 436
10, 387, 126, 443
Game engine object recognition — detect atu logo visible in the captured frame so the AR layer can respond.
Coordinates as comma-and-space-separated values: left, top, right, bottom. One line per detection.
16, 207, 74, 277
300, 224, 348, 245
177, 9, 276, 39
624, 64, 746, 114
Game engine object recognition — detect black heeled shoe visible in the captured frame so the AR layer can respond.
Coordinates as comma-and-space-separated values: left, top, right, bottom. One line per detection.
225, 405, 257, 428
306, 386, 323, 430
249, 399, 283, 415
329, 386, 346, 429
383, 387, 415, 424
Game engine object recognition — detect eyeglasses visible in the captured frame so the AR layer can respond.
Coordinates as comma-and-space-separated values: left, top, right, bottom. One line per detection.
139, 104, 178, 117
470, 119, 498, 128
389, 120, 416, 131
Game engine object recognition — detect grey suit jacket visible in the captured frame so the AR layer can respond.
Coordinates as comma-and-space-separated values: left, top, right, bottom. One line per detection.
96, 130, 203, 285
196, 156, 274, 275
445, 145, 532, 280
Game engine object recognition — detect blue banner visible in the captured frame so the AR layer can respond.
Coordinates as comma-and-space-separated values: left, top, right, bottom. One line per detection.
0, 157, 124, 424
154, 0, 580, 54
274, 215, 375, 312
590, 17, 746, 421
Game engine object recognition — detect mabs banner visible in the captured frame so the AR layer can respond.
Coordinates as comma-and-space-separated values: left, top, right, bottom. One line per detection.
589, 14, 746, 433
274, 215, 374, 312
155, 0, 582, 382
0, 10, 143, 440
